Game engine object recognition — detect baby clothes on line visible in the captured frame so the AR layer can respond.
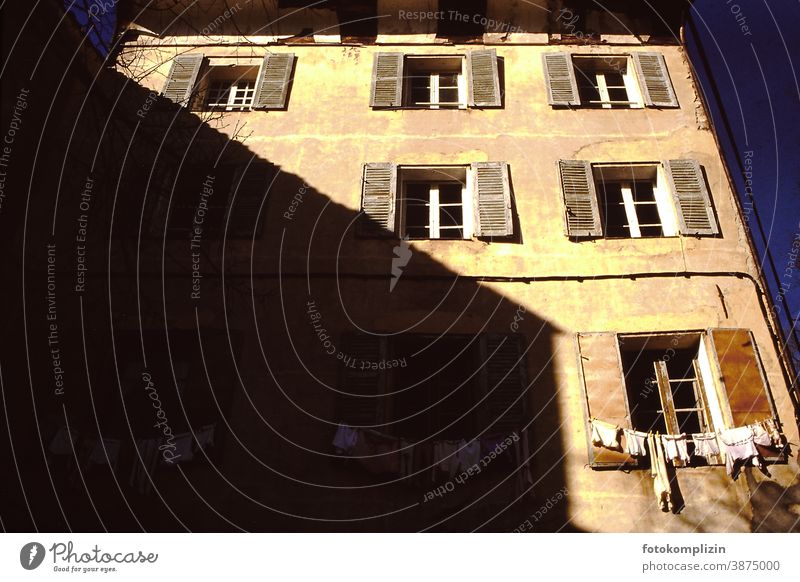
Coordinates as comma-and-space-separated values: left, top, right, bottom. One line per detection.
760, 418, 782, 447
88, 438, 121, 467
719, 426, 762, 480
454, 440, 481, 474
691, 433, 720, 459
661, 434, 691, 464
49, 427, 78, 456
623, 428, 648, 457
433, 440, 463, 479
751, 422, 773, 447
648, 433, 674, 513
332, 424, 359, 454
590, 418, 621, 450
195, 424, 216, 452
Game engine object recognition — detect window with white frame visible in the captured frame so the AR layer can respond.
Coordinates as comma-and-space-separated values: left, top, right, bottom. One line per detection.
405, 56, 467, 109
400, 166, 472, 239
573, 56, 643, 109
203, 66, 258, 111
594, 164, 678, 238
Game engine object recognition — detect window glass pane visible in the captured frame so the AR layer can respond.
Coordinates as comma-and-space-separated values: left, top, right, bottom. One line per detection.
409, 75, 430, 105
439, 205, 463, 228
438, 87, 460, 105
598, 181, 629, 237
438, 184, 462, 204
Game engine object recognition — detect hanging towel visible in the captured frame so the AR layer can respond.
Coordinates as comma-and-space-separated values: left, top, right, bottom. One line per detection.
590, 418, 621, 450
623, 428, 648, 457
751, 422, 774, 448
398, 439, 415, 477
194, 424, 216, 452
691, 433, 720, 459
49, 427, 78, 456
88, 438, 121, 468
661, 434, 691, 464
432, 440, 461, 480
455, 440, 481, 473
332, 424, 359, 454
648, 433, 674, 513
719, 426, 762, 480
129, 438, 160, 495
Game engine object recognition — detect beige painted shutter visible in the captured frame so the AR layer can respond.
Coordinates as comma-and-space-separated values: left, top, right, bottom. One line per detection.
357, 163, 396, 236
338, 334, 387, 425
478, 334, 528, 433
542, 52, 579, 106
577, 333, 637, 468
632, 52, 678, 108
467, 49, 501, 107
252, 52, 295, 110
162, 54, 204, 106
664, 159, 719, 235
558, 160, 602, 238
472, 161, 512, 237
370, 53, 404, 108
227, 163, 274, 237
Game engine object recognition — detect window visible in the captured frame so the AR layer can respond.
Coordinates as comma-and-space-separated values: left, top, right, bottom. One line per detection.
577, 329, 782, 469
405, 57, 466, 109
400, 167, 471, 239
543, 51, 678, 108
573, 56, 642, 109
204, 70, 257, 111
370, 50, 501, 109
162, 52, 295, 110
337, 333, 526, 438
357, 162, 513, 239
558, 159, 719, 239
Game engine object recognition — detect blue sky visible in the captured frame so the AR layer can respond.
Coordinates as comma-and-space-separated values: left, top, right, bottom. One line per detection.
686, 0, 800, 364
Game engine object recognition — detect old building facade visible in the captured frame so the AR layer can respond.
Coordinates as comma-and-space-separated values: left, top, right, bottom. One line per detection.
5, 0, 798, 532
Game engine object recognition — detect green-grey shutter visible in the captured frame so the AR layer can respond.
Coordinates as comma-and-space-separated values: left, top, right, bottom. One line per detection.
370, 53, 404, 108
252, 52, 295, 110
559, 160, 602, 238
543, 52, 579, 107
357, 163, 396, 237
472, 161, 513, 237
162, 54, 204, 106
467, 49, 501, 107
338, 334, 387, 426
227, 163, 274, 237
632, 52, 678, 108
664, 159, 718, 235
478, 334, 527, 433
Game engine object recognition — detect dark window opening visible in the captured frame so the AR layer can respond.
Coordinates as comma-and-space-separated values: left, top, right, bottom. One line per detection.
167, 164, 234, 238
437, 0, 486, 39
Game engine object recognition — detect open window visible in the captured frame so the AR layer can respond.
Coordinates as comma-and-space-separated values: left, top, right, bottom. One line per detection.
357, 162, 513, 239
558, 159, 719, 239
543, 52, 678, 108
162, 52, 295, 111
370, 50, 501, 109
578, 329, 782, 469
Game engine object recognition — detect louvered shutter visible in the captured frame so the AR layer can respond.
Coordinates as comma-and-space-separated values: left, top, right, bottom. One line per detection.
632, 52, 678, 108
370, 53, 404, 108
357, 163, 396, 237
558, 160, 602, 238
542, 52, 580, 107
227, 163, 274, 237
252, 52, 295, 110
577, 333, 638, 468
664, 159, 718, 235
338, 334, 387, 426
162, 54, 204, 106
472, 162, 512, 237
478, 334, 528, 433
467, 49, 501, 108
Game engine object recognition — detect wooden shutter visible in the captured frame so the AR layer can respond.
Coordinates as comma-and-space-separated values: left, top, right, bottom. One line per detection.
478, 334, 528, 433
162, 54, 204, 106
252, 52, 295, 110
558, 160, 602, 238
227, 163, 274, 237
577, 333, 637, 468
357, 163, 396, 237
708, 329, 775, 428
338, 334, 387, 425
664, 159, 718, 236
370, 53, 404, 108
472, 161, 513, 237
632, 52, 678, 108
542, 52, 580, 107
467, 49, 501, 107
148, 169, 176, 237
